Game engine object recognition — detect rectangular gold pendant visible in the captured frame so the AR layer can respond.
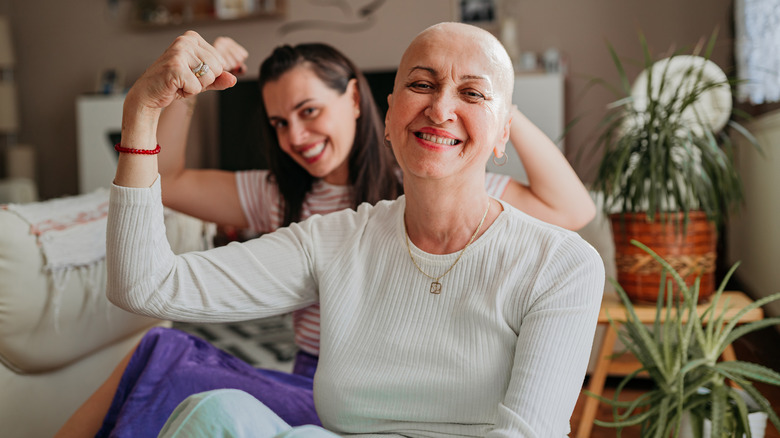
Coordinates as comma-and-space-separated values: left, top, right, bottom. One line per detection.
430, 281, 442, 294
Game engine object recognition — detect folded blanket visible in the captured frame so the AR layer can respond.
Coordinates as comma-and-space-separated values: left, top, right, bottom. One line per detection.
4, 188, 110, 272
3, 188, 110, 328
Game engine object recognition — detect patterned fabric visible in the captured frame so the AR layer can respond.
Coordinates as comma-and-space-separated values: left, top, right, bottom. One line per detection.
235, 170, 511, 358
3, 188, 109, 272
3, 188, 110, 327
735, 0, 780, 103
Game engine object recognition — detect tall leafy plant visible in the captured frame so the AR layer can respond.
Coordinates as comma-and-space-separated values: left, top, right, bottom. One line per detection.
588, 240, 780, 437
591, 31, 759, 227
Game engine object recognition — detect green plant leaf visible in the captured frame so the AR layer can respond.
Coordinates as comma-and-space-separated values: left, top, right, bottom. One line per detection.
716, 361, 780, 386
718, 293, 780, 350
588, 28, 759, 224
722, 316, 780, 355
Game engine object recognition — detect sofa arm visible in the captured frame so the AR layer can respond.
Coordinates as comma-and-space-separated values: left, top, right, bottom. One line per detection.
0, 206, 158, 374
0, 197, 215, 374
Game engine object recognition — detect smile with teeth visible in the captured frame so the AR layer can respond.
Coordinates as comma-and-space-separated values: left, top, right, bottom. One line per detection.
299, 141, 326, 160
416, 132, 460, 146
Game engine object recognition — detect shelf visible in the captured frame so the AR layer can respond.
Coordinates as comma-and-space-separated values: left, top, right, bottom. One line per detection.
130, 0, 285, 30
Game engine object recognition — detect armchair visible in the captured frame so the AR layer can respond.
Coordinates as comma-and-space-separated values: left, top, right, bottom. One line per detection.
0, 188, 214, 437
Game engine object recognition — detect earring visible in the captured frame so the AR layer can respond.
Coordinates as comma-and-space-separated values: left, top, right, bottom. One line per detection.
492, 152, 508, 166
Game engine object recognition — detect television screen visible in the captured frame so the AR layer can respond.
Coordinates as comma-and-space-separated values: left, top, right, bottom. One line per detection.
218, 69, 397, 171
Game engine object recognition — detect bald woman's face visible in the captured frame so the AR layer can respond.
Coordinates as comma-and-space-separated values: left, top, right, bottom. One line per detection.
385, 23, 514, 182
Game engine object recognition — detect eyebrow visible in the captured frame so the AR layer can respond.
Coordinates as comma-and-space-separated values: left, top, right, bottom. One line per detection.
268, 98, 315, 120
292, 98, 314, 110
408, 66, 490, 83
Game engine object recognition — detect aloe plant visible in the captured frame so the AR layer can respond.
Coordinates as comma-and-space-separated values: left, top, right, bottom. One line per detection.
587, 240, 780, 437
591, 30, 760, 227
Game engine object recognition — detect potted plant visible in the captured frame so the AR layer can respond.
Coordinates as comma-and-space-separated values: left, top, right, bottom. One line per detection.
589, 239, 780, 437
590, 31, 759, 302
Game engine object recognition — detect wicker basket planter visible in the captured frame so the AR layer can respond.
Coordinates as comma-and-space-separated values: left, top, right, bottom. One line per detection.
610, 211, 717, 303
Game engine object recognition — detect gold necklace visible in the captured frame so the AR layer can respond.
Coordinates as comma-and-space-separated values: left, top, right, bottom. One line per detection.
404, 199, 491, 294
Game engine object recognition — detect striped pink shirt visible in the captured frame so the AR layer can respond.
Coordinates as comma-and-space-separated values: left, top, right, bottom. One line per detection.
236, 170, 511, 356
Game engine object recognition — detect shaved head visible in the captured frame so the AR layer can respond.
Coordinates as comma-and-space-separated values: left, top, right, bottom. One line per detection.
397, 22, 515, 115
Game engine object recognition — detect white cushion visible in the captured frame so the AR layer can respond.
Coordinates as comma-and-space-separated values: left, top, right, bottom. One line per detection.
0, 204, 159, 374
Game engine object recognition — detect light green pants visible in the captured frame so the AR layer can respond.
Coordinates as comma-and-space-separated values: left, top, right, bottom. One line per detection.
157, 389, 340, 438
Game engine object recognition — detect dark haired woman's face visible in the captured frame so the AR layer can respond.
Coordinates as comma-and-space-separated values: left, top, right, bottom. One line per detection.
262, 65, 360, 185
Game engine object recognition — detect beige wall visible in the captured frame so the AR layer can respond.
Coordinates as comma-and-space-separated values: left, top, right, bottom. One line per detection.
5, 0, 733, 199
728, 110, 780, 318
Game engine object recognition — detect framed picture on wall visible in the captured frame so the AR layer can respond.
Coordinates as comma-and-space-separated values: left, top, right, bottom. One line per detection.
457, 0, 496, 25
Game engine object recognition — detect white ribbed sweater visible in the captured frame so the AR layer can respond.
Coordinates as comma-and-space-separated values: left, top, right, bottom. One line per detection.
107, 178, 604, 438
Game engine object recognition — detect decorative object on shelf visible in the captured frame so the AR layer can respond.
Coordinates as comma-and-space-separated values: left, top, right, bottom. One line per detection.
459, 0, 496, 25
590, 30, 760, 303
277, 0, 386, 35
589, 240, 780, 437
95, 67, 125, 95
215, 0, 255, 19
131, 0, 285, 29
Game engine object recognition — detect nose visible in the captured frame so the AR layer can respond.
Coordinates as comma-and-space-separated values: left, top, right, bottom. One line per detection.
287, 119, 308, 145
425, 91, 457, 124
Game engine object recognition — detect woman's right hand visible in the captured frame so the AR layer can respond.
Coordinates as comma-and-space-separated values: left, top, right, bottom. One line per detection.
115, 31, 238, 189
126, 31, 237, 113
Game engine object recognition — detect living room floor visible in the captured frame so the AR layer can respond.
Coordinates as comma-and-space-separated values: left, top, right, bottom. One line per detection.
570, 326, 780, 438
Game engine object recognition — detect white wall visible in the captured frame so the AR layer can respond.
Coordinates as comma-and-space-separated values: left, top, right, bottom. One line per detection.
727, 109, 780, 321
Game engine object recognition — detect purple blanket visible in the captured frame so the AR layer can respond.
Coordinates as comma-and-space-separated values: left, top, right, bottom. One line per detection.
97, 327, 320, 437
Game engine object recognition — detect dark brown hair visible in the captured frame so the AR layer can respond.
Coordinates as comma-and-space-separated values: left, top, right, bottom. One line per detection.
258, 43, 402, 226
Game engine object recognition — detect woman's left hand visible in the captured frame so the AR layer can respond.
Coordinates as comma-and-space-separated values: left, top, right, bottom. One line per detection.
213, 36, 249, 76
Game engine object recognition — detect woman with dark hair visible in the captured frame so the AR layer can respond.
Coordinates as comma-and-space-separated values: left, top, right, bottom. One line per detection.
56, 34, 596, 438
256, 43, 400, 228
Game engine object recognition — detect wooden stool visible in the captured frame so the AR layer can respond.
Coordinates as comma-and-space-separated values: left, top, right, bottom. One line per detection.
576, 291, 764, 438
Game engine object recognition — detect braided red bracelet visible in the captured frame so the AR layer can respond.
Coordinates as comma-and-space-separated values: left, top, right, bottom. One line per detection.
114, 143, 161, 155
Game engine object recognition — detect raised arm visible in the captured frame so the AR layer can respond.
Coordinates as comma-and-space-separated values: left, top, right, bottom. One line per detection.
115, 31, 237, 189
155, 36, 251, 227
499, 107, 595, 231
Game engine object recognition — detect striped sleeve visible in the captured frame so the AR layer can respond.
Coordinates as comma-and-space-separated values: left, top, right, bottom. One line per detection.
235, 170, 281, 233
485, 172, 512, 198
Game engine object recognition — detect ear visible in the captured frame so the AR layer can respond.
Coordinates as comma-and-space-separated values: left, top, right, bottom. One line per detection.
348, 78, 360, 118
384, 94, 394, 138
494, 109, 512, 157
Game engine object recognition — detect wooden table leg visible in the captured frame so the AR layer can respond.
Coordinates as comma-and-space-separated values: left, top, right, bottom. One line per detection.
577, 325, 618, 438
720, 344, 736, 362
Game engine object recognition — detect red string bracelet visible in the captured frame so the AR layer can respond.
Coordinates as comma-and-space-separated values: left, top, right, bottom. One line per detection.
114, 143, 161, 155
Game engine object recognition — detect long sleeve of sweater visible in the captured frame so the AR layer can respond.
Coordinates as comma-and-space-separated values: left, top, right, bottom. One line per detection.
106, 177, 323, 322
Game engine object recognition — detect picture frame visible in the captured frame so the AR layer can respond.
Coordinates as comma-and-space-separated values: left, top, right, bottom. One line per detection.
457, 0, 497, 25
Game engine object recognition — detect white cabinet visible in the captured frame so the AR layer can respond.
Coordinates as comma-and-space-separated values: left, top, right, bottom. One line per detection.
485, 73, 565, 183
76, 94, 124, 193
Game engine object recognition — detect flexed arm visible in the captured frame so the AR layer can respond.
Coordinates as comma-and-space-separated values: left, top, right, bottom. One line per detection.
154, 36, 251, 227
114, 31, 236, 189
499, 107, 595, 231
